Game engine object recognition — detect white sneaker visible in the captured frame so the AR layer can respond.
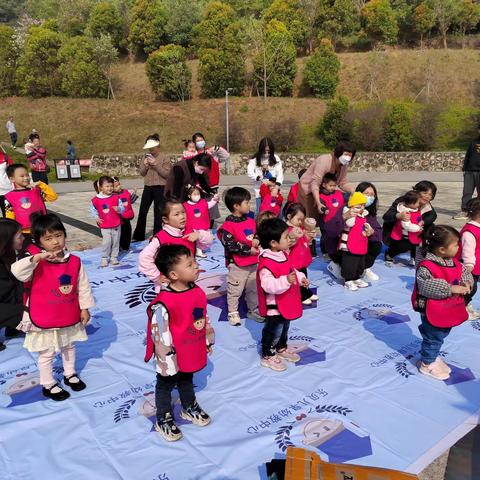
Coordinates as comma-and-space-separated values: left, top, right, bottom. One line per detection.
302, 298, 312, 305
100, 258, 108, 267
467, 303, 480, 320
363, 268, 379, 282
327, 261, 342, 279
417, 359, 450, 381
260, 354, 287, 372
228, 312, 241, 326
409, 258, 416, 267
110, 257, 120, 266
309, 294, 319, 301
344, 280, 358, 291
354, 278, 369, 288
196, 248, 207, 258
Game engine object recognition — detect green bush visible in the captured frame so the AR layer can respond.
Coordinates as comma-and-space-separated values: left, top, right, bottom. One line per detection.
348, 101, 386, 151
317, 95, 352, 148
87, 2, 125, 50
146, 44, 192, 101
436, 105, 480, 150
361, 0, 399, 45
0, 25, 18, 97
383, 101, 415, 151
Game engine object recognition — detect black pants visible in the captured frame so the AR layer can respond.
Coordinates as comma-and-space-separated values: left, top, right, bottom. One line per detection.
386, 238, 416, 260
299, 267, 313, 301
133, 185, 164, 241
31, 171, 48, 184
466, 274, 479, 305
365, 241, 382, 269
341, 251, 365, 281
261, 314, 290, 357
155, 371, 195, 420
9, 132, 17, 147
461, 171, 480, 211
120, 218, 132, 250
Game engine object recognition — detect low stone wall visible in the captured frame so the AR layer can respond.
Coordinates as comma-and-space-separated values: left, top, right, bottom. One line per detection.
90, 151, 465, 177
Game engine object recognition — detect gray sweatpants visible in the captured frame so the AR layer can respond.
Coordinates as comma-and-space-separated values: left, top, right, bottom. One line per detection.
227, 263, 258, 314
101, 226, 120, 260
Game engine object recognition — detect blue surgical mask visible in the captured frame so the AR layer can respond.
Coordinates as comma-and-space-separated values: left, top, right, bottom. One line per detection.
196, 140, 205, 149
365, 195, 375, 207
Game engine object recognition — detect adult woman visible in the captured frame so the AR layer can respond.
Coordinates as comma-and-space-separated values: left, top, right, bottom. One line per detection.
164, 153, 213, 202
298, 142, 356, 222
247, 137, 284, 213
0, 219, 25, 351
133, 134, 172, 241
25, 133, 48, 184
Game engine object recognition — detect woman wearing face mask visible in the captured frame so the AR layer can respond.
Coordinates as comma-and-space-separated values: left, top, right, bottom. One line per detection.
356, 182, 382, 282
298, 142, 356, 223
247, 137, 284, 213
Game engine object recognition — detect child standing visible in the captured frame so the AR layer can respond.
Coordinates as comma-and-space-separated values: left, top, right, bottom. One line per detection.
385, 190, 423, 266
91, 176, 124, 267
139, 200, 213, 293
183, 185, 219, 258
286, 169, 307, 207
259, 179, 283, 217
11, 213, 94, 400
256, 218, 307, 371
113, 177, 138, 252
182, 140, 197, 160
4, 164, 57, 235
145, 244, 214, 441
412, 225, 472, 380
217, 187, 263, 326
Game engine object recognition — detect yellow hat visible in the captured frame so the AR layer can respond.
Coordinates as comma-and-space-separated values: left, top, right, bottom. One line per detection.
348, 192, 367, 207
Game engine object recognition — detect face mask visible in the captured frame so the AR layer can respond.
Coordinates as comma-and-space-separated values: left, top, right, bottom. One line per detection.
191, 194, 201, 202
196, 140, 205, 149
339, 154, 351, 166
365, 195, 375, 207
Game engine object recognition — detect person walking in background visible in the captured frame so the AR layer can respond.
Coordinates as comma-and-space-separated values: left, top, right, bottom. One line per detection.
66, 140, 77, 162
6, 117, 17, 150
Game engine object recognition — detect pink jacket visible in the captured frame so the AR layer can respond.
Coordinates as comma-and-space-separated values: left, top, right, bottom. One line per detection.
138, 224, 213, 292
461, 220, 480, 268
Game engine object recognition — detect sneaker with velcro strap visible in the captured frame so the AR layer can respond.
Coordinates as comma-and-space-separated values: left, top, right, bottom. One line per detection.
180, 401, 211, 426
155, 412, 183, 441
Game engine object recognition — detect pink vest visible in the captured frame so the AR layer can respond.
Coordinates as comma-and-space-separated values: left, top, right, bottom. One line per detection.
320, 190, 344, 223
145, 285, 209, 373
457, 223, 480, 276
257, 253, 302, 320
343, 216, 368, 255
5, 188, 46, 230
183, 199, 210, 231
28, 255, 81, 329
259, 194, 281, 217
92, 195, 121, 229
288, 226, 312, 270
287, 183, 299, 204
217, 218, 258, 267
154, 229, 195, 254
118, 190, 134, 220
391, 209, 422, 245
412, 259, 468, 328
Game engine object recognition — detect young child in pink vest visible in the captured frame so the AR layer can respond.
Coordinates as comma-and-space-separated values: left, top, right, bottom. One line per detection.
412, 225, 472, 381
286, 169, 306, 208
139, 200, 213, 293
183, 185, 219, 258
457, 197, 480, 320
259, 179, 283, 217
256, 218, 307, 372
91, 176, 124, 267
113, 177, 138, 252
145, 244, 214, 441
11, 213, 95, 401
217, 187, 263, 326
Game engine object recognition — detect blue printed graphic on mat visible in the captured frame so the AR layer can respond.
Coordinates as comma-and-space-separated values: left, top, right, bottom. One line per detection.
288, 335, 326, 366
3, 374, 46, 408
354, 304, 410, 325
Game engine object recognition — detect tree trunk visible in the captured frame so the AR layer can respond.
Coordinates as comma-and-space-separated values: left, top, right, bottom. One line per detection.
263, 48, 267, 104
420, 33, 424, 49
442, 30, 447, 49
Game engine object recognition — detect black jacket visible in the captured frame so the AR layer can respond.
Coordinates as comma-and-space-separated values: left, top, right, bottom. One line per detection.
463, 139, 480, 171
0, 260, 24, 329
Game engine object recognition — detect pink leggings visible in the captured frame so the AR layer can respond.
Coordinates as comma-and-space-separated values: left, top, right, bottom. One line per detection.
38, 344, 76, 387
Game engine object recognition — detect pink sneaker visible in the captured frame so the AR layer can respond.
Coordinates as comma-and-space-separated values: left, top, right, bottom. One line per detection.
417, 360, 450, 381
277, 348, 301, 363
435, 357, 452, 374
260, 354, 287, 372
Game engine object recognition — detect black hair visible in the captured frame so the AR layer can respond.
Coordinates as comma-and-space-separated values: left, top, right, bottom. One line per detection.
161, 199, 184, 219
257, 218, 288, 250
154, 244, 192, 278
356, 181, 378, 216
192, 132, 205, 143
321, 172, 337, 185
0, 218, 22, 266
6, 163, 27, 178
413, 180, 437, 200
298, 168, 307, 180
224, 187, 251, 212
93, 175, 114, 193
183, 139, 194, 148
422, 224, 460, 256
30, 213, 66, 245
112, 176, 120, 183
67, 140, 72, 145
193, 152, 212, 169
145, 133, 160, 144
334, 141, 356, 161
283, 202, 306, 221
28, 133, 40, 142
466, 197, 480, 219
254, 137, 277, 168
401, 190, 421, 207
186, 184, 201, 198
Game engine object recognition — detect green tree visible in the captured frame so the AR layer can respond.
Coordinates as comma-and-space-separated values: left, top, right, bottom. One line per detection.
129, 0, 168, 56
303, 39, 340, 99
164, 0, 202, 48
16, 27, 62, 97
146, 44, 192, 101
390, 0, 415, 43
0, 0, 26, 23
383, 102, 415, 151
426, 0, 459, 49
58, 35, 108, 98
92, 34, 119, 99
87, 2, 124, 49
414, 2, 435, 48
361, 0, 399, 45
0, 25, 18, 97
224, 0, 271, 17
455, 0, 480, 48
319, 0, 361, 48
317, 95, 352, 147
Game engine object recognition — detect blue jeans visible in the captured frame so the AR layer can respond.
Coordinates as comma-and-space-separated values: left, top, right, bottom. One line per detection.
261, 315, 290, 357
255, 196, 261, 214
418, 314, 451, 365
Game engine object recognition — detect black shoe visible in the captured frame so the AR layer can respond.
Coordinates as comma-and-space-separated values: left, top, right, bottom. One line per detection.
5, 327, 24, 339
42, 383, 70, 401
0, 342, 6, 352
180, 401, 211, 426
63, 374, 86, 391
155, 412, 183, 441
132, 237, 144, 243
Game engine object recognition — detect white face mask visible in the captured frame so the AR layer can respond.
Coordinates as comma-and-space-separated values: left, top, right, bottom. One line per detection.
339, 154, 351, 166
191, 194, 201, 202
365, 195, 375, 207
196, 140, 205, 149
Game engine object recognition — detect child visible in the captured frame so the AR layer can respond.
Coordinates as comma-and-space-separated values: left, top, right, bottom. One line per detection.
339, 192, 374, 291
412, 225, 472, 380
91, 176, 124, 267
286, 169, 307, 206
25, 134, 48, 184
145, 244, 214, 441
259, 178, 283, 217
112, 177, 138, 252
284, 203, 318, 305
385, 190, 423, 266
182, 140, 197, 160
4, 164, 57, 235
217, 187, 263, 326
256, 210, 277, 228
457, 198, 480, 319
183, 185, 219, 258
11, 213, 95, 400
139, 200, 213, 293
256, 218, 307, 371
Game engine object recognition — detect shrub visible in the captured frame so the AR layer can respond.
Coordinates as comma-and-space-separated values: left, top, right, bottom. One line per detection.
436, 105, 480, 150
413, 103, 444, 151
0, 25, 18, 97
316, 96, 352, 148
347, 102, 386, 151
383, 102, 415, 151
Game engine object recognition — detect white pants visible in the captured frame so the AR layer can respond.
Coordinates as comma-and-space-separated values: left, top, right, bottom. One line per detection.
38, 345, 76, 387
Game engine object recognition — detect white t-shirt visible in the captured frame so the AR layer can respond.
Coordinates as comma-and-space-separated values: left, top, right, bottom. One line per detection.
6, 121, 16, 134
247, 155, 284, 198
